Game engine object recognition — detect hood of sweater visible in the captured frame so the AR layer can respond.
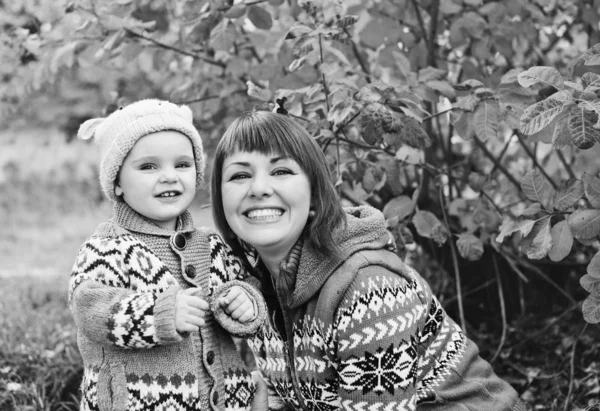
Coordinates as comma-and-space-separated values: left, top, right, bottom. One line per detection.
285, 205, 392, 309
111, 201, 195, 236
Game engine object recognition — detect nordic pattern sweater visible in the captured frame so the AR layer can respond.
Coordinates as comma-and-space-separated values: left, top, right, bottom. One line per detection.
244, 206, 524, 411
69, 202, 266, 411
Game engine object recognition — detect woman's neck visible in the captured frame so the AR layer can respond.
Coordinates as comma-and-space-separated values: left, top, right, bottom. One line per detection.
258, 252, 284, 280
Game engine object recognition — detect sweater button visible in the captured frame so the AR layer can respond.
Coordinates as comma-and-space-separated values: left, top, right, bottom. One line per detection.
206, 350, 214, 365
172, 233, 186, 250
185, 265, 196, 278
212, 391, 219, 404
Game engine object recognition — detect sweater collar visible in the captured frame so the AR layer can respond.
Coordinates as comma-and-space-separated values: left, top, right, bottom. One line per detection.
112, 201, 195, 236
271, 206, 392, 309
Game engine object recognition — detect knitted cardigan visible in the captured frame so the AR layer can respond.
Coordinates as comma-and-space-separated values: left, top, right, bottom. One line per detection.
69, 202, 266, 411
244, 206, 524, 411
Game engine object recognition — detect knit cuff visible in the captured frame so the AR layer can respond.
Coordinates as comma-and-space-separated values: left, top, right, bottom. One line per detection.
154, 286, 184, 345
210, 280, 267, 338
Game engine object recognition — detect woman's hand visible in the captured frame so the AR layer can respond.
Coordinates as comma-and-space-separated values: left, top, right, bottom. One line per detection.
218, 286, 255, 323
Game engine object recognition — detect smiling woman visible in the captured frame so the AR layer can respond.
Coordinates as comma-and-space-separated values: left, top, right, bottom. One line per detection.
211, 110, 525, 411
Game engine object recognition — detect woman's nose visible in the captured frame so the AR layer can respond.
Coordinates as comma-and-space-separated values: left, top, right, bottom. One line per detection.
248, 176, 273, 197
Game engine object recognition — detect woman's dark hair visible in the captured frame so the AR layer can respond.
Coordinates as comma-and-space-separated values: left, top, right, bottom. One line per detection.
210, 110, 346, 259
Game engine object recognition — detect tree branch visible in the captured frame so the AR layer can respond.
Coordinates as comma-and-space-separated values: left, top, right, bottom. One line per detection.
515, 131, 559, 189
439, 181, 467, 332
410, 0, 429, 45
124, 28, 226, 68
490, 252, 507, 363
556, 149, 576, 180
473, 136, 522, 192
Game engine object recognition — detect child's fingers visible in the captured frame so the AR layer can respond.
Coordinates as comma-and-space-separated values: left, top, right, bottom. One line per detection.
186, 296, 209, 311
229, 302, 254, 322
220, 289, 247, 312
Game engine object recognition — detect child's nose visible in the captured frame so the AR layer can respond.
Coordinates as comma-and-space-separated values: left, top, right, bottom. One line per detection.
159, 168, 178, 183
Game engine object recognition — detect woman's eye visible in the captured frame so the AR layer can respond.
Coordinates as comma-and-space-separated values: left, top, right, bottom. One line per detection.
273, 168, 293, 176
229, 173, 250, 181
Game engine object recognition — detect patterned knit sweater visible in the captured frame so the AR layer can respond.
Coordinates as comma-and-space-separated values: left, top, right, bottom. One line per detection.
69, 202, 266, 411
244, 206, 524, 411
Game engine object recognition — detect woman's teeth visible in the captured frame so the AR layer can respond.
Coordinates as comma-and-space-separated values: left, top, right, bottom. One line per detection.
246, 209, 283, 220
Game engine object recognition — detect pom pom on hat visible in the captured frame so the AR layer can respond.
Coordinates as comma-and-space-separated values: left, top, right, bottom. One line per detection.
81, 99, 205, 202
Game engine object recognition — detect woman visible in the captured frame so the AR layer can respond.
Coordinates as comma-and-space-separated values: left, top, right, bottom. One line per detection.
211, 110, 524, 410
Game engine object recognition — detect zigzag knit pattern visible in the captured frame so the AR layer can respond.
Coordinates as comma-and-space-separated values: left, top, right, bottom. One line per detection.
248, 271, 468, 410
70, 204, 259, 411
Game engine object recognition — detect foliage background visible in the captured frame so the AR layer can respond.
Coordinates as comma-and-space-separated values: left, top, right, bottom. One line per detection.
1, 0, 600, 409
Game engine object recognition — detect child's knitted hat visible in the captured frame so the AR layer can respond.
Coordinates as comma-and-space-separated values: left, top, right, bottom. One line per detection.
77, 99, 204, 202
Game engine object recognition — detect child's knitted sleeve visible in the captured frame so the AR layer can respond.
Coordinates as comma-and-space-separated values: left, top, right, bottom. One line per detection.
69, 235, 183, 349
207, 233, 267, 337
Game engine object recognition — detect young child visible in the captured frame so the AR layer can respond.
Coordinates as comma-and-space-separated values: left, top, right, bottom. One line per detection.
69, 99, 267, 411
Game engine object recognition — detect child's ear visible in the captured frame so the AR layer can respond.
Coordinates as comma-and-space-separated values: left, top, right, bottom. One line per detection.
115, 185, 123, 197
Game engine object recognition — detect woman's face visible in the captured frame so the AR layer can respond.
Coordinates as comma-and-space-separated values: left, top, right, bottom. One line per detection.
221, 150, 311, 259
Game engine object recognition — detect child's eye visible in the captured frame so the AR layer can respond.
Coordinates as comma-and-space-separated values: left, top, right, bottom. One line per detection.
139, 164, 156, 170
176, 162, 192, 168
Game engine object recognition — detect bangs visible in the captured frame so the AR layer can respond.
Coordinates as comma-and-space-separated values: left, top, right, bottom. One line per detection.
219, 112, 307, 163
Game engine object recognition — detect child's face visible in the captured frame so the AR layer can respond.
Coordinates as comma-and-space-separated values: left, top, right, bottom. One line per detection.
116, 130, 196, 230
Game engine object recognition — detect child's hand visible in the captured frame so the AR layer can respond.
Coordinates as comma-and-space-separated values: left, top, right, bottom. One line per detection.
218, 286, 255, 323
175, 288, 209, 333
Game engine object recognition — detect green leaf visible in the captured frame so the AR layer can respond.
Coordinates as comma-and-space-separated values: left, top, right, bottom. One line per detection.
426, 80, 456, 99
359, 103, 389, 145
456, 233, 484, 261
527, 216, 553, 259
224, 4, 247, 19
517, 66, 564, 90
567, 209, 600, 239
285, 23, 313, 40
399, 117, 431, 148
552, 178, 584, 211
520, 98, 565, 135
495, 217, 537, 243
418, 66, 447, 82
439, 0, 462, 15
582, 294, 600, 323
246, 80, 272, 102
582, 72, 600, 90
520, 202, 544, 217
451, 111, 475, 140
412, 210, 448, 245
548, 220, 573, 262
552, 112, 572, 149
209, 19, 236, 51
587, 250, 600, 278
473, 99, 499, 141
568, 107, 600, 149
327, 99, 355, 127
383, 196, 415, 221
247, 6, 273, 30
520, 169, 555, 210
453, 79, 484, 91
582, 172, 600, 208
580, 274, 600, 295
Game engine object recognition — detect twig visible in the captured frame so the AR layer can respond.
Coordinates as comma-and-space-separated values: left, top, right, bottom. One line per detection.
343, 27, 370, 81
564, 323, 589, 411
556, 149, 576, 180
490, 253, 507, 363
318, 34, 331, 112
409, 0, 429, 45
438, 181, 466, 332
489, 134, 514, 177
473, 136, 522, 191
442, 278, 496, 306
124, 28, 226, 68
514, 256, 576, 304
176, 90, 246, 105
515, 131, 559, 189
422, 107, 455, 122
427, 0, 440, 67
510, 302, 580, 349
